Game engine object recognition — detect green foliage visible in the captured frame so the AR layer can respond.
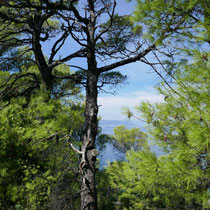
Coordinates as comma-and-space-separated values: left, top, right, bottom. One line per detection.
132, 0, 209, 45
111, 125, 148, 153
105, 51, 209, 209
96, 169, 118, 210
0, 92, 84, 209
96, 125, 148, 209
0, 1, 209, 209
52, 64, 82, 98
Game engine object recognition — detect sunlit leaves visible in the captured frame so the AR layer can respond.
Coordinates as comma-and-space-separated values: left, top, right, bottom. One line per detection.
0, 92, 84, 209
111, 125, 148, 153
105, 51, 209, 209
132, 0, 208, 45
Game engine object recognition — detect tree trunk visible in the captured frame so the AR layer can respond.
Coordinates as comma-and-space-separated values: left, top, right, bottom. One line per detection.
80, 2, 98, 209
80, 70, 99, 210
31, 22, 53, 92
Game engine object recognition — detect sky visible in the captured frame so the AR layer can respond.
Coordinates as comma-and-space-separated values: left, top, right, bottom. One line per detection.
43, 0, 164, 121
96, 1, 163, 120
97, 1, 164, 120
97, 62, 163, 120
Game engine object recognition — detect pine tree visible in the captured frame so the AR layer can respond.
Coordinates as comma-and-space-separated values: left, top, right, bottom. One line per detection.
106, 50, 210, 209
1, 0, 208, 208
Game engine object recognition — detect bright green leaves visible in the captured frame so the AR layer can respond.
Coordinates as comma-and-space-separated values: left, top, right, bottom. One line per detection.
111, 125, 148, 153
52, 64, 70, 77
106, 148, 208, 208
0, 93, 84, 209
132, 0, 209, 45
104, 50, 209, 209
21, 169, 56, 209
106, 149, 163, 208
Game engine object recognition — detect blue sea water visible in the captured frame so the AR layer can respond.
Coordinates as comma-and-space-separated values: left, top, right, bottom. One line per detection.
98, 120, 164, 168
98, 120, 145, 168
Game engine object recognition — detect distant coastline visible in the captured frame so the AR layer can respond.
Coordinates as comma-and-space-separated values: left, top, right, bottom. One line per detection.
99, 119, 145, 135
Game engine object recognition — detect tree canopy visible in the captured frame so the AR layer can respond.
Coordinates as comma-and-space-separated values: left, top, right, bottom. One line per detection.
105, 50, 209, 209
0, 0, 209, 209
0, 58, 85, 209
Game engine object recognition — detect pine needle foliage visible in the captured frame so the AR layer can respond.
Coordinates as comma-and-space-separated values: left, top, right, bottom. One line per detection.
105, 51, 209, 209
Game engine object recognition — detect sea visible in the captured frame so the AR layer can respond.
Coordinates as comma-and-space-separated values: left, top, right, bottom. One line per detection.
98, 120, 163, 168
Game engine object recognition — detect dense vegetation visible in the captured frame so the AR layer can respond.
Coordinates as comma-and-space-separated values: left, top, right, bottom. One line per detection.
0, 0, 209, 209
104, 51, 209, 209
0, 62, 84, 209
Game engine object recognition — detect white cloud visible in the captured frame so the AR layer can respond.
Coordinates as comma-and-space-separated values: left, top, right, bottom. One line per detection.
98, 91, 163, 120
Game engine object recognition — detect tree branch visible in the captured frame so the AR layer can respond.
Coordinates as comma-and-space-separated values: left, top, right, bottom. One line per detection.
70, 143, 83, 155
98, 44, 156, 73
49, 30, 69, 64
95, 0, 116, 43
49, 48, 87, 68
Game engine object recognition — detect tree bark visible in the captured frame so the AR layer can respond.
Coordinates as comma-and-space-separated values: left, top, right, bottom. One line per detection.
31, 18, 53, 92
80, 70, 99, 210
80, 2, 99, 209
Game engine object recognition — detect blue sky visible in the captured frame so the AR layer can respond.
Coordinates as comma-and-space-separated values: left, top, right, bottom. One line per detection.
97, 0, 163, 120
98, 62, 163, 120
43, 0, 164, 120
